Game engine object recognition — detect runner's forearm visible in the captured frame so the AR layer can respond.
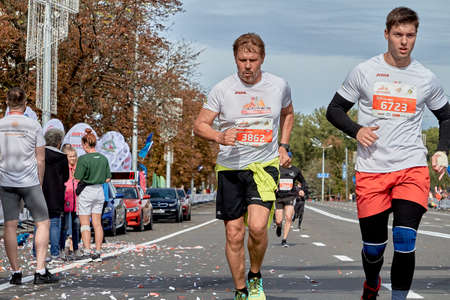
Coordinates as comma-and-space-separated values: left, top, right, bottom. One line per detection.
279, 104, 294, 144
194, 122, 222, 143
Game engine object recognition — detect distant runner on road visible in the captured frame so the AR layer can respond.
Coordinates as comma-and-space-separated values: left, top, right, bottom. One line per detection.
326, 7, 450, 300
293, 180, 308, 230
194, 33, 294, 300
275, 155, 307, 247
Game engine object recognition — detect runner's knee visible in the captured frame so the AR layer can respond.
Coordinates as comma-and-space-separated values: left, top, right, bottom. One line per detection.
248, 224, 266, 238
393, 226, 416, 253
362, 241, 387, 262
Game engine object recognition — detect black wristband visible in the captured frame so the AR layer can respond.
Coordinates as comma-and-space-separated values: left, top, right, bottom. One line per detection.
279, 143, 290, 152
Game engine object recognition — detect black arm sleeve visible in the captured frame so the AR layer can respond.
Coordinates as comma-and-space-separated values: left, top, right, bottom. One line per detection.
295, 169, 309, 198
431, 102, 450, 154
326, 92, 362, 139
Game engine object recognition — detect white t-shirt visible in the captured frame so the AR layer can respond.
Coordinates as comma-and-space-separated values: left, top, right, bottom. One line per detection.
0, 115, 46, 187
337, 54, 448, 172
204, 72, 292, 169
5, 106, 38, 121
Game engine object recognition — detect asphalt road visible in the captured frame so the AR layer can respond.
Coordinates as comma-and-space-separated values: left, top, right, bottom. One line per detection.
0, 201, 449, 300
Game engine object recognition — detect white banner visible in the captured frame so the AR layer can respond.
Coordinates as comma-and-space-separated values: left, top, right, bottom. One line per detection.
96, 131, 131, 172
62, 123, 97, 156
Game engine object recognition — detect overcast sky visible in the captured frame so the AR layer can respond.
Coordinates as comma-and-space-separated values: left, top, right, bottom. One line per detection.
165, 0, 450, 128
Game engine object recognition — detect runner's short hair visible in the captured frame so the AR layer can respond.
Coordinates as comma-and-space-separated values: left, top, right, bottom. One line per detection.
386, 7, 419, 32
233, 33, 265, 58
45, 129, 65, 148
6, 87, 26, 109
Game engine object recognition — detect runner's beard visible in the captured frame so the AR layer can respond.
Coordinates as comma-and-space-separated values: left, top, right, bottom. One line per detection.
240, 70, 260, 84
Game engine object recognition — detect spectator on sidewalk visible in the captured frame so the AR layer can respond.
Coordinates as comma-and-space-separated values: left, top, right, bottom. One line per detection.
41, 129, 69, 261
0, 87, 58, 284
60, 144, 81, 258
74, 129, 111, 262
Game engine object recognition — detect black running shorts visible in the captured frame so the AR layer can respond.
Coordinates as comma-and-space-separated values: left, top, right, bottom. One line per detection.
216, 166, 278, 221
275, 196, 295, 209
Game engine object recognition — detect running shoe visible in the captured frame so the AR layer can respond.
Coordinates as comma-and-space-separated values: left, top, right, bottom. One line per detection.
33, 268, 59, 284
361, 277, 381, 299
281, 239, 289, 247
91, 252, 102, 262
9, 272, 22, 285
247, 277, 266, 300
234, 290, 248, 300
276, 225, 282, 237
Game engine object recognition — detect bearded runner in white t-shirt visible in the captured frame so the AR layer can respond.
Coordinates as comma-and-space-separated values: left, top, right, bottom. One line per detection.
326, 7, 450, 300
194, 33, 294, 300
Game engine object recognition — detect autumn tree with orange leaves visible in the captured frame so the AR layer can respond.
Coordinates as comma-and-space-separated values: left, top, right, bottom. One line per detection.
0, 0, 218, 188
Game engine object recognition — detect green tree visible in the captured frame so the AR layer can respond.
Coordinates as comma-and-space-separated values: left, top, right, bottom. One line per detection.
290, 107, 358, 200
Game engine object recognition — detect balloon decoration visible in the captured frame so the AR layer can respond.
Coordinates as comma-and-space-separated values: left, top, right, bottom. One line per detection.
96, 131, 132, 172
62, 123, 97, 156
43, 118, 65, 134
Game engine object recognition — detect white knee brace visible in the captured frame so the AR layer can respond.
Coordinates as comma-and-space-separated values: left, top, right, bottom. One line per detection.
80, 225, 91, 233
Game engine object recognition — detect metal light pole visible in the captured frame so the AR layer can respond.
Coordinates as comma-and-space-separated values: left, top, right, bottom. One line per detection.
164, 145, 172, 187
320, 145, 332, 201
312, 138, 332, 202
321, 146, 325, 201
345, 147, 348, 202
132, 33, 139, 173
42, 2, 52, 126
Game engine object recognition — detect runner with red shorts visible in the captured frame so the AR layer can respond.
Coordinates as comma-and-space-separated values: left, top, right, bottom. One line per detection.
326, 7, 450, 300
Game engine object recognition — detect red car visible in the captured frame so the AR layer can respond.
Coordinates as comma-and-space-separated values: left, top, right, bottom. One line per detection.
114, 183, 153, 231
176, 188, 192, 221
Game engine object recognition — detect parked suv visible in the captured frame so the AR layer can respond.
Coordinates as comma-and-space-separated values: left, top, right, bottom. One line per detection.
147, 188, 183, 222
176, 188, 191, 221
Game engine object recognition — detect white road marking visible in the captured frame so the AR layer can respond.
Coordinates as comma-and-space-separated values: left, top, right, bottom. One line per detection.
312, 242, 326, 247
301, 234, 310, 238
306, 205, 359, 224
427, 211, 450, 217
333, 255, 354, 262
0, 218, 219, 291
382, 283, 424, 299
307, 205, 450, 239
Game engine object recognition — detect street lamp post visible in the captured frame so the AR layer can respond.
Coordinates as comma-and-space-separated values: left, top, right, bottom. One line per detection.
311, 138, 332, 202
321, 146, 325, 201
345, 147, 348, 202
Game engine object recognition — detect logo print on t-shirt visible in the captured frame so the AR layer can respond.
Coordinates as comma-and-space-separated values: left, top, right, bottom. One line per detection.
241, 96, 271, 115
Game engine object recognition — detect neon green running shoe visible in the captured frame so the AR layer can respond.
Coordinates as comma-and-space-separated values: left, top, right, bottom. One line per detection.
247, 277, 266, 300
234, 290, 248, 300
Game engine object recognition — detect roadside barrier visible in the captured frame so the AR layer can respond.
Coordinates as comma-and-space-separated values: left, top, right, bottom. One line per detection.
190, 193, 216, 205
439, 198, 450, 209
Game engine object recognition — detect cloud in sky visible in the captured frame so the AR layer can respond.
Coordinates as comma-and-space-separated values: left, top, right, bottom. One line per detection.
166, 0, 450, 128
